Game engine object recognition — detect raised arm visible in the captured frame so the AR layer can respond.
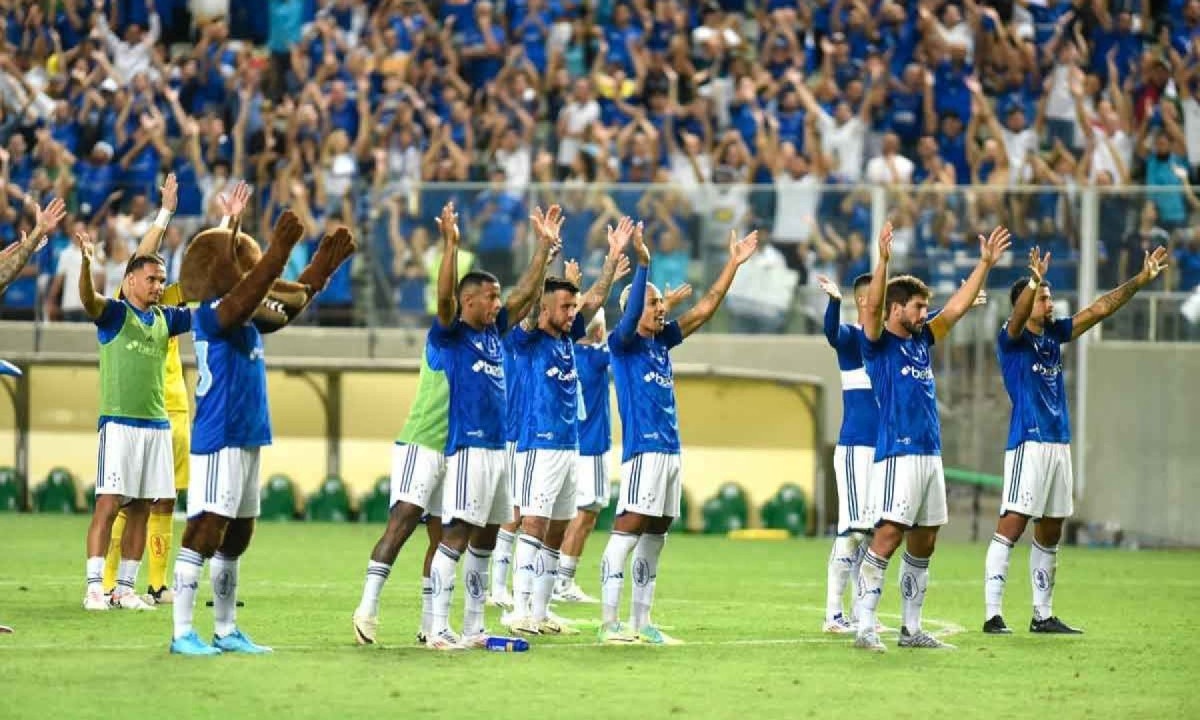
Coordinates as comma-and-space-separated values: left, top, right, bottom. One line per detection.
816, 274, 846, 347
1007, 246, 1050, 340
579, 216, 634, 321
1071, 246, 1168, 340
676, 229, 759, 339
435, 202, 459, 327
928, 226, 1012, 341
612, 224, 650, 348
504, 205, 562, 324
862, 222, 893, 342
0, 197, 65, 293
662, 282, 693, 316
134, 173, 179, 257
77, 230, 107, 319
212, 211, 306, 331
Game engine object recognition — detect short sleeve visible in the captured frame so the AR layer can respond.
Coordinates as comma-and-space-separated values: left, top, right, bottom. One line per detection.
660, 320, 684, 350
860, 329, 886, 360
996, 323, 1021, 353
569, 313, 587, 341
495, 306, 510, 335
94, 299, 126, 343
428, 316, 461, 348
508, 324, 539, 350
195, 299, 223, 337
162, 306, 192, 337
1049, 317, 1074, 344
920, 323, 937, 348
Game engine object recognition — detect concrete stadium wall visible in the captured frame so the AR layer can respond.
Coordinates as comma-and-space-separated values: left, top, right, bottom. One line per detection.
1081, 343, 1200, 546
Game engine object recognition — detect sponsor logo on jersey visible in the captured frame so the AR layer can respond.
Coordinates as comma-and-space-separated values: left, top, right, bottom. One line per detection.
641, 371, 674, 388
471, 359, 505, 378
899, 365, 934, 381
1030, 362, 1062, 378
546, 366, 578, 383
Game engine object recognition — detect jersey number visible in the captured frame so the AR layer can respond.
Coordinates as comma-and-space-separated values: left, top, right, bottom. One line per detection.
195, 341, 213, 397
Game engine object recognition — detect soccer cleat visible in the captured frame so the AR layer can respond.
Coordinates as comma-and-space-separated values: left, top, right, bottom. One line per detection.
170, 631, 222, 656
1030, 616, 1083, 634
146, 586, 174, 605
536, 618, 581, 636
459, 631, 491, 649
425, 628, 466, 651
553, 581, 598, 603
83, 589, 111, 611
213, 628, 273, 654
898, 626, 956, 649
823, 614, 855, 634
113, 591, 157, 611
853, 632, 887, 653
352, 612, 378, 645
597, 621, 636, 644
983, 615, 1013, 634
0, 624, 12, 634
415, 631, 427, 645
504, 614, 541, 636
635, 625, 683, 645
486, 588, 514, 610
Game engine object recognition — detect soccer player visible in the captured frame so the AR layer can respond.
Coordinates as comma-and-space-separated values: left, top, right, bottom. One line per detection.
80, 227, 192, 611
555, 281, 689, 604
815, 273, 878, 633
983, 244, 1169, 634
598, 225, 759, 645
102, 173, 203, 605
351, 202, 460, 646
505, 234, 630, 635
166, 210, 314, 656
424, 205, 558, 650
852, 223, 1011, 652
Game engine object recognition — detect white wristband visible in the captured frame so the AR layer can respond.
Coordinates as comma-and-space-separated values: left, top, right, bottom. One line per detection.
1027, 279, 1039, 291
153, 208, 173, 229
219, 215, 232, 229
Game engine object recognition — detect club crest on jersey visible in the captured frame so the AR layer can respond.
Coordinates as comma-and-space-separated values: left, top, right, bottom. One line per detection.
474, 335, 501, 356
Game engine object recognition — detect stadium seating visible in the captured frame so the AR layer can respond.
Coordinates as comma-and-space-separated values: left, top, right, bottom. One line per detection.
34, 468, 77, 514
305, 475, 352, 522
0, 467, 19, 511
259, 474, 298, 521
760, 484, 808, 537
358, 475, 392, 524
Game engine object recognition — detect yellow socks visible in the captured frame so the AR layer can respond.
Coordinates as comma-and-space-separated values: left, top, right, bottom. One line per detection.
102, 510, 127, 592
147, 512, 174, 590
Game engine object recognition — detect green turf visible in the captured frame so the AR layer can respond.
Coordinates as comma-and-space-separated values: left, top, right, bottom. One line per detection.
0, 515, 1196, 719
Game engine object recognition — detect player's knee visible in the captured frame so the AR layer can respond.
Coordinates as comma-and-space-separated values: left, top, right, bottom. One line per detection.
469, 523, 501, 551
612, 512, 647, 534
1036, 518, 1065, 545
93, 494, 122, 519
181, 518, 226, 558
520, 515, 549, 539
646, 516, 673, 535
151, 498, 175, 514
387, 503, 423, 535
219, 519, 255, 558
997, 512, 1028, 542
870, 522, 904, 557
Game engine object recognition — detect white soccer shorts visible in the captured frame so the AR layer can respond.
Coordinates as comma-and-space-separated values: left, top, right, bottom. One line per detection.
575, 453, 611, 512
187, 447, 262, 519
833, 444, 875, 533
617, 452, 682, 519
94, 423, 175, 500
1001, 441, 1074, 519
871, 454, 947, 528
515, 448, 578, 521
442, 447, 511, 527
389, 442, 446, 515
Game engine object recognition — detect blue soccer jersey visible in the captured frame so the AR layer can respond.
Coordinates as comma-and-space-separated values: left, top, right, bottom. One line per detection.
823, 298, 879, 447
428, 308, 509, 454
509, 314, 588, 451
576, 342, 612, 456
191, 299, 272, 454
861, 326, 940, 461
502, 334, 528, 444
997, 318, 1073, 450
610, 265, 684, 462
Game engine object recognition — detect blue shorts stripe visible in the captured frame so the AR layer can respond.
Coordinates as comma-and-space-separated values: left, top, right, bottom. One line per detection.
399, 444, 417, 494
628, 455, 641, 506
95, 426, 106, 489
845, 449, 857, 523
457, 449, 469, 511
595, 455, 604, 501
1009, 445, 1025, 505
884, 457, 895, 513
207, 454, 217, 504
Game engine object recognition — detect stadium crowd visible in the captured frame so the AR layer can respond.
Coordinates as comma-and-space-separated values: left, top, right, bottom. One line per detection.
0, 0, 1199, 335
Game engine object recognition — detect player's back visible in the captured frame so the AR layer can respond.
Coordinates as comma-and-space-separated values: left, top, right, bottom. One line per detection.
827, 322, 878, 447
996, 319, 1073, 450
576, 342, 612, 456
502, 334, 529, 445
397, 341, 451, 452
427, 311, 508, 454
191, 299, 271, 454
511, 324, 581, 451
609, 321, 683, 462
861, 327, 940, 461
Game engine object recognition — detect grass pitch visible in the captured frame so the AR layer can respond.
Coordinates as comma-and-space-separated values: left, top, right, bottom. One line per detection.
0, 515, 1195, 719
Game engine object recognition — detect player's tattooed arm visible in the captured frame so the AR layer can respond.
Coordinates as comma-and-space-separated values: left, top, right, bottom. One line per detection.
1007, 246, 1050, 339
214, 210, 306, 331
435, 202, 460, 327
134, 173, 179, 257
506, 204, 562, 325
579, 217, 634, 322
930, 225, 1011, 342
677, 229, 759, 339
0, 197, 66, 294
862, 222, 892, 342
1071, 245, 1168, 340
76, 230, 108, 319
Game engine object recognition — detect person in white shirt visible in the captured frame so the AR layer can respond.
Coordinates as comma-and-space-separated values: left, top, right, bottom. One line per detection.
864, 133, 916, 185
555, 79, 600, 178
45, 220, 99, 322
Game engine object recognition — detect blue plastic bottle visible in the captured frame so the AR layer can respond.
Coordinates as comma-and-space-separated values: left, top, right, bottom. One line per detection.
484, 636, 530, 652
